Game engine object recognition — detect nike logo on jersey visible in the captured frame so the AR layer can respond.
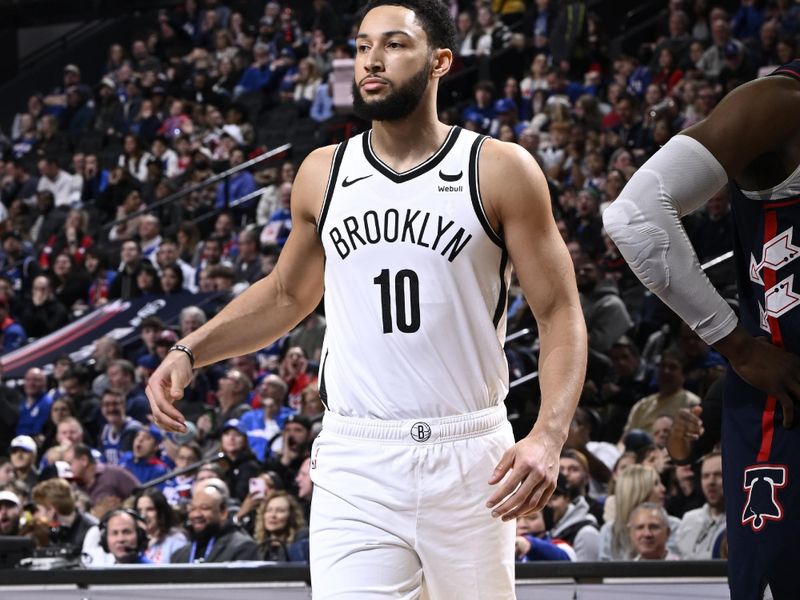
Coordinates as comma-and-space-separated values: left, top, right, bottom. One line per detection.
342, 174, 373, 187
439, 170, 463, 182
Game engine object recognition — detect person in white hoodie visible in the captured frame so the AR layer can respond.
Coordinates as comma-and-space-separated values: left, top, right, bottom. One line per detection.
546, 474, 601, 561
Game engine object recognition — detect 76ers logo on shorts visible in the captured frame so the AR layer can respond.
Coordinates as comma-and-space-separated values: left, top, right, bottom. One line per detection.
410, 422, 432, 442
741, 464, 788, 532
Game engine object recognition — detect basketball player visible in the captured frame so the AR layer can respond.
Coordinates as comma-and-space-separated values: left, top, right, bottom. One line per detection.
147, 1, 587, 597
604, 61, 800, 599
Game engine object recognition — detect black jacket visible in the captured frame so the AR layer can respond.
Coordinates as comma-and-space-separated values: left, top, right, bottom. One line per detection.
171, 522, 260, 563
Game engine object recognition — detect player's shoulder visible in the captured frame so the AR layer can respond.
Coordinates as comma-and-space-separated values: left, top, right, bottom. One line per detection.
478, 137, 546, 194
292, 144, 339, 218
297, 144, 339, 176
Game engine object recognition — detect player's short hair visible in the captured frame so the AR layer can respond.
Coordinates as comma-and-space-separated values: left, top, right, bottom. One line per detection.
360, 0, 457, 52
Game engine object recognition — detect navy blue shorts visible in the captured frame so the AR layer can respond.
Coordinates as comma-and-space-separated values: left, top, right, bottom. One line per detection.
723, 370, 800, 600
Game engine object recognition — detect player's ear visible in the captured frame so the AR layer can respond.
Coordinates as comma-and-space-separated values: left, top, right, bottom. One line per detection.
430, 48, 452, 80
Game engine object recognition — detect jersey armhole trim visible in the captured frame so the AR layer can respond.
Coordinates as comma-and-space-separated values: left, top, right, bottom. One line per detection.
316, 139, 349, 234
492, 248, 509, 328
468, 135, 505, 249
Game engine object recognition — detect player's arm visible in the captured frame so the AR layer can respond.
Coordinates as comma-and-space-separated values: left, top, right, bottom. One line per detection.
482, 139, 588, 520
146, 146, 334, 432
602, 76, 800, 424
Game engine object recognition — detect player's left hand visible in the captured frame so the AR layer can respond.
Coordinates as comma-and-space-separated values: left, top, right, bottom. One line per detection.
486, 432, 561, 521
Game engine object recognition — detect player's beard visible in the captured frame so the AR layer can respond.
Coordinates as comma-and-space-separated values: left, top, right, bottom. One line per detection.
352, 62, 430, 122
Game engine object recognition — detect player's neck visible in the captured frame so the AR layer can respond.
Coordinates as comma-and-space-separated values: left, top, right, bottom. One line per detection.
370, 108, 450, 173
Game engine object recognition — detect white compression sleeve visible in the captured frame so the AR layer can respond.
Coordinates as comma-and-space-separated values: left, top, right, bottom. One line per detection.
602, 134, 738, 345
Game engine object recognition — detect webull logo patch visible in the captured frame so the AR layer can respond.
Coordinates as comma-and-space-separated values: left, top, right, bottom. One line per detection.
437, 185, 463, 193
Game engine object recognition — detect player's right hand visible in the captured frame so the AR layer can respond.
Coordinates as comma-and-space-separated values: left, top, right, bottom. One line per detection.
726, 337, 800, 428
146, 351, 192, 433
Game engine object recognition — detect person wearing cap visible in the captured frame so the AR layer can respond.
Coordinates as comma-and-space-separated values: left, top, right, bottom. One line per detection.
9, 434, 39, 490
0, 490, 22, 535
32, 477, 97, 549
219, 419, 261, 501
121, 425, 169, 488
545, 473, 601, 561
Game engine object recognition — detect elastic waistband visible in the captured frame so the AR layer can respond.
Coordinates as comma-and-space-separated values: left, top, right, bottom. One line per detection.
320, 404, 508, 444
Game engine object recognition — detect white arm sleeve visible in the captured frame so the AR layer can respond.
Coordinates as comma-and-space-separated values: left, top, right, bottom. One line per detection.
602, 134, 738, 345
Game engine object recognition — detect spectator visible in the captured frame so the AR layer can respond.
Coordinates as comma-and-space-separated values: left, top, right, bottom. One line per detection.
36, 157, 81, 208
214, 147, 256, 213
516, 511, 574, 562
162, 441, 202, 508
49, 252, 91, 313
239, 396, 281, 462
100, 509, 151, 564
109, 239, 143, 300
106, 359, 150, 424
546, 474, 601, 561
118, 135, 153, 183
137, 215, 162, 259
63, 443, 139, 510
61, 367, 101, 444
599, 464, 678, 560
98, 388, 141, 465
0, 230, 41, 297
171, 482, 259, 562
16, 368, 53, 438
9, 434, 39, 490
622, 350, 701, 438
39, 208, 94, 270
218, 419, 261, 501
31, 190, 68, 249
697, 18, 743, 81
0, 490, 22, 536
84, 247, 117, 307
31, 477, 97, 549
675, 452, 725, 559
0, 293, 27, 352
232, 226, 262, 284
254, 490, 309, 562
295, 456, 312, 521
650, 414, 674, 448
122, 425, 169, 487
134, 488, 188, 564
559, 448, 606, 523
628, 503, 679, 560
260, 182, 293, 247
55, 416, 85, 449
152, 238, 197, 293
576, 258, 633, 354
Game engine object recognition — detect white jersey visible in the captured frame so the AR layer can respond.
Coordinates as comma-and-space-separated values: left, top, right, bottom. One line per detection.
316, 126, 511, 419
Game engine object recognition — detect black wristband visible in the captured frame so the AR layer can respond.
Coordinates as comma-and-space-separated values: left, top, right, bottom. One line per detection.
168, 344, 195, 368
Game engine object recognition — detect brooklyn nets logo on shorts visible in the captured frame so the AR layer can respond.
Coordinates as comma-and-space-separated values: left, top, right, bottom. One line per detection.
410, 422, 431, 442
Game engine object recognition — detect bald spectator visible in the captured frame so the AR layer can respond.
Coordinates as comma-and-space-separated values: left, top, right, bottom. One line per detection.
179, 306, 207, 337
32, 477, 97, 548
171, 483, 259, 563
16, 368, 53, 438
629, 503, 678, 560
20, 275, 69, 338
64, 443, 139, 510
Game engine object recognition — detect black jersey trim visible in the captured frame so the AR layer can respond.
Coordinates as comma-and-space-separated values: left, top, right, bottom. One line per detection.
362, 126, 461, 183
318, 349, 330, 410
317, 139, 349, 234
468, 135, 505, 248
493, 248, 509, 328
769, 60, 800, 82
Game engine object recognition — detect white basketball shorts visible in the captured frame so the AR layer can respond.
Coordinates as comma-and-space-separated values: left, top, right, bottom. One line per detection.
308, 404, 517, 599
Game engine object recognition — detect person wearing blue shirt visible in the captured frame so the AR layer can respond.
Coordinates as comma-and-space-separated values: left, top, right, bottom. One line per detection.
99, 389, 141, 465
16, 368, 53, 437
121, 424, 169, 488
214, 148, 257, 212
238, 397, 282, 462
0, 296, 27, 353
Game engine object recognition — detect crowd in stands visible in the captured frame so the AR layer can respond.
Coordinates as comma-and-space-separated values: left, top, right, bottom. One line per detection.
0, 0, 796, 566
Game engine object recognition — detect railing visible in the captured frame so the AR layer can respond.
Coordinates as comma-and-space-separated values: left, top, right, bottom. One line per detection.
102, 143, 292, 232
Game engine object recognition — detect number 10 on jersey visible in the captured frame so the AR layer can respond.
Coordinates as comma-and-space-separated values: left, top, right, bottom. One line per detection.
373, 269, 421, 333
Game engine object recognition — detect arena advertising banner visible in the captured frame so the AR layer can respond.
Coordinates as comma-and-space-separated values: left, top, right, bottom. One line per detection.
0, 292, 218, 379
